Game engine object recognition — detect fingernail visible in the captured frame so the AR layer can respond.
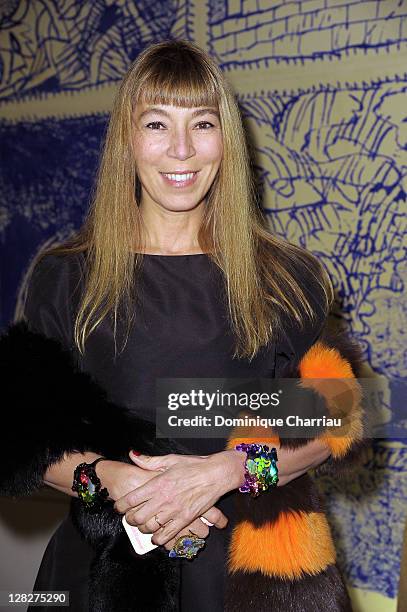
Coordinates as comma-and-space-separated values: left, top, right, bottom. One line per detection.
131, 450, 141, 456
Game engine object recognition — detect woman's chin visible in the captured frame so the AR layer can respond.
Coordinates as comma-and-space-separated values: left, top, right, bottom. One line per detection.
155, 198, 205, 213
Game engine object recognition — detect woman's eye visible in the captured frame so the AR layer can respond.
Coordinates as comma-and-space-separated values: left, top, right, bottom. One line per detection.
196, 121, 214, 129
146, 121, 165, 130
145, 120, 215, 130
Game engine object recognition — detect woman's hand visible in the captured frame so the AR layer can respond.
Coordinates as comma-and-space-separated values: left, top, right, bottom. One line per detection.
97, 456, 226, 551
159, 516, 210, 552
113, 451, 235, 546
123, 438, 331, 491
112, 439, 330, 547
96, 459, 164, 502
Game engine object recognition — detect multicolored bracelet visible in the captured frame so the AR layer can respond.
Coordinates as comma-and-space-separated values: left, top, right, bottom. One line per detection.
72, 457, 109, 512
235, 443, 279, 497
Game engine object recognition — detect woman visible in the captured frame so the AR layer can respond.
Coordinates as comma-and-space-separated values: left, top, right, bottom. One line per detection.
0, 40, 364, 611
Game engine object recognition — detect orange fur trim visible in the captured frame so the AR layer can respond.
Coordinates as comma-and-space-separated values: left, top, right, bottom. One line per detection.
227, 511, 336, 580
226, 413, 279, 450
299, 342, 363, 457
299, 342, 354, 379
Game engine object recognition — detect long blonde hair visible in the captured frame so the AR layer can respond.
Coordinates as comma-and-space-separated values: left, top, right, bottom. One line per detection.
36, 39, 333, 359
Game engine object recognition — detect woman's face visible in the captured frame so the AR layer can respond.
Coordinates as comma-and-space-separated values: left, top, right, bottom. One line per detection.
132, 103, 223, 212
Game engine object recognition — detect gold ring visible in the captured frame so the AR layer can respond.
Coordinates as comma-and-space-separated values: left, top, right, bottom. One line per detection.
154, 514, 165, 528
155, 515, 174, 529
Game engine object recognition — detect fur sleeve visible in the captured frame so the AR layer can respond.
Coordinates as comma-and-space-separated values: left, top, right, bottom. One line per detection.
299, 326, 369, 477
0, 321, 177, 498
226, 325, 368, 478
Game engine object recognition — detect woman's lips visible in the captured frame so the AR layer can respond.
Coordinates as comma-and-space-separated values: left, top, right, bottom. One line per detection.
160, 171, 199, 188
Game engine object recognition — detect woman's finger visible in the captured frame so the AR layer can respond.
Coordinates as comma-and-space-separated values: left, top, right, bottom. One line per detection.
163, 518, 209, 551
202, 506, 228, 529
128, 451, 179, 471
164, 537, 177, 551
187, 518, 209, 539
121, 500, 150, 527
138, 513, 175, 534
151, 518, 183, 545
139, 509, 217, 535
114, 480, 156, 513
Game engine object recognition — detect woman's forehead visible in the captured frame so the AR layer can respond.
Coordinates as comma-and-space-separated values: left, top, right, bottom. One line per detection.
133, 102, 220, 119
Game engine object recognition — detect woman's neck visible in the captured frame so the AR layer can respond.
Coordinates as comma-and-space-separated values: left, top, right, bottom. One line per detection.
138, 198, 205, 256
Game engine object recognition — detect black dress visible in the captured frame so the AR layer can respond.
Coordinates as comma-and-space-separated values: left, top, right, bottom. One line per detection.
23, 252, 325, 611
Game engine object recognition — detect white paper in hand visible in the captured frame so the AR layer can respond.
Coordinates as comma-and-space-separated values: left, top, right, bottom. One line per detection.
122, 515, 213, 555
122, 515, 158, 555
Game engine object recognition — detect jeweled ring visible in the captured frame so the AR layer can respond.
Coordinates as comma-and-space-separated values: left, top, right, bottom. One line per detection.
168, 531, 206, 559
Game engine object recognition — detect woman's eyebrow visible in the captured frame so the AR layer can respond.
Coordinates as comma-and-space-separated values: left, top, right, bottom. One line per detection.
137, 107, 220, 120
191, 108, 220, 119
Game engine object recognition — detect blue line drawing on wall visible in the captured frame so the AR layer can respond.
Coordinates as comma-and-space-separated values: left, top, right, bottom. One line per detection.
0, 0, 186, 101
321, 440, 407, 599
208, 0, 407, 68
239, 81, 406, 381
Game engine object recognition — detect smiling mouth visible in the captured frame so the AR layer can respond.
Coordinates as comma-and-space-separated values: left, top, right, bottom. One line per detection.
160, 171, 199, 187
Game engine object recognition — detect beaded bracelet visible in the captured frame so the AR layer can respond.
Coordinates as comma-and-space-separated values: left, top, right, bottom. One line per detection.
235, 443, 279, 497
72, 457, 109, 512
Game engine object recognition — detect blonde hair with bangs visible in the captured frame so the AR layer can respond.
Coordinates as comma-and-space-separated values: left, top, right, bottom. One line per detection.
34, 39, 333, 359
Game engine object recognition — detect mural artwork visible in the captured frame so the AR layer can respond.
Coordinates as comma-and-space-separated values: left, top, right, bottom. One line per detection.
1, 1, 406, 609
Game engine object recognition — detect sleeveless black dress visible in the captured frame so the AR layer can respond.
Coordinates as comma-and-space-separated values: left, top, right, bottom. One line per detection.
23, 252, 325, 611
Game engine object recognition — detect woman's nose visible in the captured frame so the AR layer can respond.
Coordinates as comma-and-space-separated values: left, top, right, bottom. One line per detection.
167, 127, 195, 160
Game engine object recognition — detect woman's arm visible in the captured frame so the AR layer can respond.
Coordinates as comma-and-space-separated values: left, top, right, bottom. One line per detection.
113, 439, 331, 547
0, 320, 173, 499
124, 437, 331, 499
41, 449, 227, 552
43, 451, 166, 500
218, 437, 331, 490
44, 451, 105, 498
